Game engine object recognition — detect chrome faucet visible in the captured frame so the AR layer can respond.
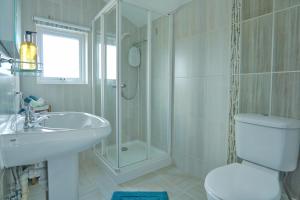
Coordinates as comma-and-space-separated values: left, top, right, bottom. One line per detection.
23, 104, 34, 129
22, 102, 49, 129
17, 92, 50, 130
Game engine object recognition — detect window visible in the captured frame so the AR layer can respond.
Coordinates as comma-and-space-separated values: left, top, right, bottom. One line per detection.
36, 25, 88, 84
98, 43, 117, 80
106, 44, 117, 80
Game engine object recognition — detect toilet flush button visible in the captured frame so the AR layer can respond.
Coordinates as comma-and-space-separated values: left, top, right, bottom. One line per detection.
8, 138, 18, 147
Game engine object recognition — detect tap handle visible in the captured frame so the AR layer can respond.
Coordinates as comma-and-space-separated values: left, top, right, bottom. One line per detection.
15, 91, 24, 110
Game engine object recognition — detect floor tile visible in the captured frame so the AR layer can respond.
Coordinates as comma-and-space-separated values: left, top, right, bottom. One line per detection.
29, 157, 206, 200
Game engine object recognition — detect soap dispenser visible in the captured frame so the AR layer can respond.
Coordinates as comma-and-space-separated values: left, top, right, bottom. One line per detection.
20, 31, 37, 70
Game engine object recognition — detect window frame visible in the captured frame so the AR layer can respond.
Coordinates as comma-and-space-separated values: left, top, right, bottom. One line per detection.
36, 24, 88, 84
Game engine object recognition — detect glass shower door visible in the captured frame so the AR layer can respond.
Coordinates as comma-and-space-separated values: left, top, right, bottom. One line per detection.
101, 5, 118, 168
119, 2, 149, 167
93, 1, 172, 171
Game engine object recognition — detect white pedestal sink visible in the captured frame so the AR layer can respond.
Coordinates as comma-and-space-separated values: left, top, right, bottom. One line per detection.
48, 154, 79, 200
0, 112, 111, 200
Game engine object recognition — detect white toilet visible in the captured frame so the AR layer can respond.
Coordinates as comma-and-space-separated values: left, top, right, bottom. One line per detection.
205, 114, 300, 200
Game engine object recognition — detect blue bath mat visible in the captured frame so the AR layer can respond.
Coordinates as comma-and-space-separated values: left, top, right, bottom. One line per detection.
111, 191, 169, 200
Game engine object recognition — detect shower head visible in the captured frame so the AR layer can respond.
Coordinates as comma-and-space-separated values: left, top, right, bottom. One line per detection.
129, 46, 141, 68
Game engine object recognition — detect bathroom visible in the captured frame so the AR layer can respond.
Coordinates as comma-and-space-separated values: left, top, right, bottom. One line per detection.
0, 0, 299, 199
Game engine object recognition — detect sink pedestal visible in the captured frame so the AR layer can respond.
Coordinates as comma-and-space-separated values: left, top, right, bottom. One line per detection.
48, 154, 79, 200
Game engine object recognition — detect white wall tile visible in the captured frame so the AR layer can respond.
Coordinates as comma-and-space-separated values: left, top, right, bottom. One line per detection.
173, 0, 231, 179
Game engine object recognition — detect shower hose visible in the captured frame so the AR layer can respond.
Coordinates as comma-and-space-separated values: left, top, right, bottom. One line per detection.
121, 67, 139, 101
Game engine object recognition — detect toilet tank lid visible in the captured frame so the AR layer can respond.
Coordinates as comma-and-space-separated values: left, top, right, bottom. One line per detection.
235, 114, 300, 129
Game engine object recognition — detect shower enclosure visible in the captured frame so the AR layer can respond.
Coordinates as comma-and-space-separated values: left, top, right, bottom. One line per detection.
92, 0, 173, 182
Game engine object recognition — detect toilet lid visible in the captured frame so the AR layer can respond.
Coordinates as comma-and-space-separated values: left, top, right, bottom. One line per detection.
204, 163, 281, 200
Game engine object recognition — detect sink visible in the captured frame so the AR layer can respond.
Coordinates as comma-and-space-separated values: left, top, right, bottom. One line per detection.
0, 112, 111, 200
0, 112, 111, 167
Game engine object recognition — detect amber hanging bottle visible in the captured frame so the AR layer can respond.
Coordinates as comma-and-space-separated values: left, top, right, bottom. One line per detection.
20, 31, 37, 70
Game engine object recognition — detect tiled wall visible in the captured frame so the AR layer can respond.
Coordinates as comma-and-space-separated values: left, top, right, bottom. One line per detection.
20, 0, 106, 113
173, 0, 231, 179
240, 0, 300, 198
151, 16, 171, 151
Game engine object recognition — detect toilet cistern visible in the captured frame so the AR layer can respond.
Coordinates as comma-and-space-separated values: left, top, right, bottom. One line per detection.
204, 114, 300, 200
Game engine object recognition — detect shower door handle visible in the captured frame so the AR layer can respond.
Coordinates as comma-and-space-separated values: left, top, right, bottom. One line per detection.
120, 83, 126, 88
112, 83, 126, 88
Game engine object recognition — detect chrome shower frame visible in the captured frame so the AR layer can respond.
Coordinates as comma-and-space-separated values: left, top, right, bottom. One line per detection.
91, 0, 174, 183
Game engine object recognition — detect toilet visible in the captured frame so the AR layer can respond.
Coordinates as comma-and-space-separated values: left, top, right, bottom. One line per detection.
204, 114, 300, 200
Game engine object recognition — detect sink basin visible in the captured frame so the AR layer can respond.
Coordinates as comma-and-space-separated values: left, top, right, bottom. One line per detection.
0, 112, 111, 200
0, 112, 111, 168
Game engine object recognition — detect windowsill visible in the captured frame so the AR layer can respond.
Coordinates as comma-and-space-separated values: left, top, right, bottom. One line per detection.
37, 78, 88, 85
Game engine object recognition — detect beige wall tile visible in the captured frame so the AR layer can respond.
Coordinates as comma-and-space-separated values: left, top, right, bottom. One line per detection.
241, 15, 273, 73
173, 76, 229, 179
174, 34, 206, 78
274, 0, 300, 11
174, 28, 230, 78
173, 0, 231, 178
174, 0, 231, 39
151, 16, 170, 151
274, 6, 300, 72
239, 74, 271, 115
271, 72, 300, 119
242, 0, 273, 20
240, 0, 300, 198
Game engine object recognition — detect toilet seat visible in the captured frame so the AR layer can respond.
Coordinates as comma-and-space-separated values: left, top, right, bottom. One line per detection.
204, 163, 281, 200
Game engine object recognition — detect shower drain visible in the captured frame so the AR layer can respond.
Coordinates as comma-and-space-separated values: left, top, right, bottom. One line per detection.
121, 147, 128, 152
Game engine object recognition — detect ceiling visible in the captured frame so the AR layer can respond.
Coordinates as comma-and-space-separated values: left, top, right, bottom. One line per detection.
102, 0, 192, 27
124, 0, 192, 27
122, 2, 163, 27
103, 0, 192, 15
123, 0, 192, 15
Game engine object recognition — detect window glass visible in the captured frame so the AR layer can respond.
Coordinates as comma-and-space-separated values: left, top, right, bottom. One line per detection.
42, 34, 80, 78
98, 44, 117, 80
36, 25, 87, 84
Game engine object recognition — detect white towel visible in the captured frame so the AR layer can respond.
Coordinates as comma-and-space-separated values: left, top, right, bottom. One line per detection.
29, 98, 46, 108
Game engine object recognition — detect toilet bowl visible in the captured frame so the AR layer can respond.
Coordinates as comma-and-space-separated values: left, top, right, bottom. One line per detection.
205, 162, 281, 200
204, 114, 300, 200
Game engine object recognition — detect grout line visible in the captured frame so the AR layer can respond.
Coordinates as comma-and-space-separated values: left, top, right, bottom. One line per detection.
238, 0, 243, 114
242, 12, 273, 24
241, 3, 300, 23
174, 26, 231, 40
175, 74, 229, 79
240, 0, 243, 114
232, 70, 300, 76
273, 3, 300, 14
271, 69, 300, 73
269, 0, 276, 116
